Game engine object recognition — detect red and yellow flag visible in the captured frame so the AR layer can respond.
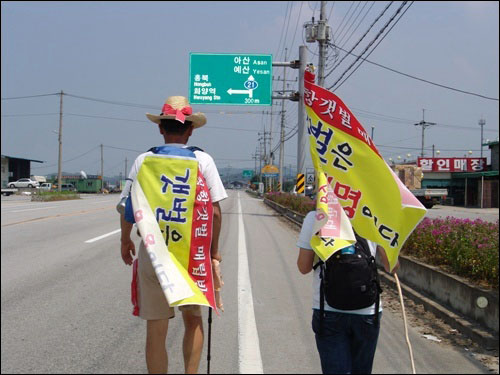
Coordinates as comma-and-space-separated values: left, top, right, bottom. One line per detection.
131, 152, 216, 311
304, 72, 426, 271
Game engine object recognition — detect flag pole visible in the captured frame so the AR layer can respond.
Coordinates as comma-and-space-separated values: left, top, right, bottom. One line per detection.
395, 273, 416, 374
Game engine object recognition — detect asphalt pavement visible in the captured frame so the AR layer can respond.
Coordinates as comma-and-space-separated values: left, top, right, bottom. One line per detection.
0, 192, 494, 373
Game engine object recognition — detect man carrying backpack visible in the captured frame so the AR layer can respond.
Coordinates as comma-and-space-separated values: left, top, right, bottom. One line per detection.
119, 95, 227, 374
297, 209, 399, 374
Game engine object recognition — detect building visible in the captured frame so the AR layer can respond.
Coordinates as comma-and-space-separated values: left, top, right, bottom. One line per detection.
1, 155, 44, 188
48, 174, 103, 193
420, 141, 499, 208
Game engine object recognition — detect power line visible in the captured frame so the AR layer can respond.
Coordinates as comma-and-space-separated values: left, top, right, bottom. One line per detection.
325, 1, 393, 79
332, 1, 356, 39
1, 113, 59, 117
275, 2, 291, 60
334, 2, 363, 43
31, 145, 100, 169
288, 1, 304, 53
64, 93, 158, 110
328, 43, 499, 101
330, 1, 413, 91
1, 93, 59, 100
337, 1, 376, 49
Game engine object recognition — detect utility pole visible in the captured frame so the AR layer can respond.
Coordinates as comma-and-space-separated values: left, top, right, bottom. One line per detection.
371, 126, 375, 140
317, 0, 329, 86
125, 157, 128, 178
251, 151, 259, 178
479, 118, 485, 159
432, 144, 435, 158
100, 144, 104, 193
414, 109, 436, 158
57, 90, 64, 192
270, 47, 305, 194
277, 48, 292, 192
297, 45, 308, 189
269, 105, 274, 165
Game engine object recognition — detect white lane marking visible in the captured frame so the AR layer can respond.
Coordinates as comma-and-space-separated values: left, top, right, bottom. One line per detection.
85, 229, 121, 243
11, 206, 57, 212
237, 192, 264, 374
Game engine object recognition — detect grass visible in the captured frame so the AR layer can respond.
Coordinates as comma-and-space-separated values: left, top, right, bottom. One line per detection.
32, 190, 81, 201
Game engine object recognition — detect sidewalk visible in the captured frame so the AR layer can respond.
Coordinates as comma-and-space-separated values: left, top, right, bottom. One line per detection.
434, 204, 499, 215
261, 196, 499, 350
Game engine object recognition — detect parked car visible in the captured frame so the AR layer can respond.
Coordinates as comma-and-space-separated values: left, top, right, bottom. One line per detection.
40, 183, 52, 191
60, 183, 76, 191
7, 178, 40, 188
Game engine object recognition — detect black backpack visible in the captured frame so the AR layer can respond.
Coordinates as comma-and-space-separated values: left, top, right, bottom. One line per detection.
313, 233, 382, 328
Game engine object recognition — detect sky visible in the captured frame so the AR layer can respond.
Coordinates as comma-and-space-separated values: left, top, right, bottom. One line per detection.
1, 1, 499, 180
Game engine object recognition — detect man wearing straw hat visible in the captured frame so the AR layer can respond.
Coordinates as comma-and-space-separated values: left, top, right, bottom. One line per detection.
119, 95, 227, 374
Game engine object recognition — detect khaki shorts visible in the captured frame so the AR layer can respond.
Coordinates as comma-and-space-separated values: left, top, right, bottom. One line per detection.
137, 242, 202, 320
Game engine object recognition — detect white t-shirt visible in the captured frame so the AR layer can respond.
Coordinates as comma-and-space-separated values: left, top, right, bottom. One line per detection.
120, 143, 228, 203
297, 211, 382, 315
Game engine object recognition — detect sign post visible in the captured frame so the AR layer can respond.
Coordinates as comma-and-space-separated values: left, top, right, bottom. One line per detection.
189, 53, 272, 106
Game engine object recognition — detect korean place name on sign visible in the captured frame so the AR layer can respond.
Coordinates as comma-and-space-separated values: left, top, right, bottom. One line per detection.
189, 53, 272, 105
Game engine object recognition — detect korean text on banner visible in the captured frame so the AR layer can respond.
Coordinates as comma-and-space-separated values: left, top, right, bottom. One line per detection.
304, 74, 426, 271
131, 153, 216, 311
310, 170, 356, 261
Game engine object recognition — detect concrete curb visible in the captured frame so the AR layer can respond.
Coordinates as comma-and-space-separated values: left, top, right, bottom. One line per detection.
378, 271, 499, 349
261, 196, 499, 349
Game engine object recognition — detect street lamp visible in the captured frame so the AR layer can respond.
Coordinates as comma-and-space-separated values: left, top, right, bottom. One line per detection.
436, 150, 440, 155
479, 118, 485, 159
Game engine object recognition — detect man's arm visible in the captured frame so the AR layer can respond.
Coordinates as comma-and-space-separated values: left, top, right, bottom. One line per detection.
376, 245, 400, 274
297, 248, 315, 274
211, 201, 222, 262
120, 214, 135, 266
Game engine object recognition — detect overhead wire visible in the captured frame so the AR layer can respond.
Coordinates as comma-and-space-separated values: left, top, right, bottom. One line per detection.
337, 2, 376, 49
324, 1, 394, 79
329, 1, 413, 91
333, 2, 363, 43
1, 92, 60, 100
328, 43, 499, 101
332, 1, 356, 40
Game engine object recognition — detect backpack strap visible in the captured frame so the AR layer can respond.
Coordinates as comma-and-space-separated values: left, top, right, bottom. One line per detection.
318, 262, 325, 335
187, 146, 204, 153
147, 145, 204, 153
355, 234, 383, 326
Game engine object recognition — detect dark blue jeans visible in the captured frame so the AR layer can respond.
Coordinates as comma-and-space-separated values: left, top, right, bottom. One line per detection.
312, 309, 381, 374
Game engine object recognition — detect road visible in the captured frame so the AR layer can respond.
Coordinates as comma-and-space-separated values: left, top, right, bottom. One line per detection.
425, 204, 498, 223
1, 191, 494, 373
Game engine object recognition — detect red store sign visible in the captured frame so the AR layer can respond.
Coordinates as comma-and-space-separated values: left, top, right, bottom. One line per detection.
417, 157, 487, 172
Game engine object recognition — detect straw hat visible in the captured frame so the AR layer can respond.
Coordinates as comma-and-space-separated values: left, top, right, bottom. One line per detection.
146, 96, 207, 128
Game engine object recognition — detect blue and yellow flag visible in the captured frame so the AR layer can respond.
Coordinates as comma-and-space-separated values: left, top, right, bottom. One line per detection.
304, 72, 426, 271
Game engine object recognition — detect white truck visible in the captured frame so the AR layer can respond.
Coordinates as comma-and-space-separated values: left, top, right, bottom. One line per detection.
1, 187, 18, 196
410, 188, 448, 209
392, 164, 447, 209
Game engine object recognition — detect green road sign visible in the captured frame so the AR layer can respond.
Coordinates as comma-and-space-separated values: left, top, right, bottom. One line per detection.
189, 53, 272, 106
242, 169, 254, 178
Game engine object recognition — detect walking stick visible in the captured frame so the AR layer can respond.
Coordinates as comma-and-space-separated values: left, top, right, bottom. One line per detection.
395, 273, 416, 374
207, 308, 212, 374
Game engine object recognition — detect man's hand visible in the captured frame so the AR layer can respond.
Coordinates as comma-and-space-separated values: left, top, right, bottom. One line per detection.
211, 250, 222, 263
121, 238, 136, 266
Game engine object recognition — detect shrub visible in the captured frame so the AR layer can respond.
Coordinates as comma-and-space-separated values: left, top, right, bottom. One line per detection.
265, 192, 315, 216
402, 217, 499, 289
